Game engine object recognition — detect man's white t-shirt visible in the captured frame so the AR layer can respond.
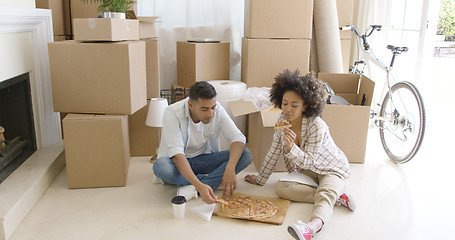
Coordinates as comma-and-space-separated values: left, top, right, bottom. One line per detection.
185, 119, 211, 158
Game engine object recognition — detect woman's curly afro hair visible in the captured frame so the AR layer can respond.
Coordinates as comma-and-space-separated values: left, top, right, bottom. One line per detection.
269, 69, 328, 118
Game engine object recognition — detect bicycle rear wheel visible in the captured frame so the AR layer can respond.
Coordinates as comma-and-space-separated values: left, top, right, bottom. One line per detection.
379, 81, 426, 163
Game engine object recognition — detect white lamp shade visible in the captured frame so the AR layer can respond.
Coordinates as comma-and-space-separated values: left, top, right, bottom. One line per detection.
146, 98, 169, 127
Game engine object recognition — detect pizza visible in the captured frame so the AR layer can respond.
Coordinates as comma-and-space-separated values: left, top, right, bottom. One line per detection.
274, 120, 292, 130
216, 196, 252, 209
216, 196, 278, 219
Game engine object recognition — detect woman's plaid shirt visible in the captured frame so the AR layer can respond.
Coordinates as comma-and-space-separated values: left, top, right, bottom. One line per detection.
256, 114, 350, 185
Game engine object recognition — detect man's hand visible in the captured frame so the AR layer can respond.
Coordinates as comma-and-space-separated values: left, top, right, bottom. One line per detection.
221, 167, 237, 199
244, 174, 259, 185
195, 183, 216, 204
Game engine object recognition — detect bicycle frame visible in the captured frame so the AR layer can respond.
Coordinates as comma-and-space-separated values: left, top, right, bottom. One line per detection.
345, 25, 404, 125
344, 25, 426, 163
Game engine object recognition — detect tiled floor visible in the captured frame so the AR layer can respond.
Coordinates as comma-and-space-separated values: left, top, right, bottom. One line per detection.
9, 57, 455, 240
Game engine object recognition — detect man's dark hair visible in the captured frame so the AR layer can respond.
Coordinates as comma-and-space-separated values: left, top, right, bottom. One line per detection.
269, 69, 328, 117
189, 81, 217, 101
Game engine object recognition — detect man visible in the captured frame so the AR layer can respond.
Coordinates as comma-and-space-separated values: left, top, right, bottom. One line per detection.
153, 81, 252, 204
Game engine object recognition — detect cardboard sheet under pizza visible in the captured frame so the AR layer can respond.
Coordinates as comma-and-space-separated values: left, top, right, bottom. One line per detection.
213, 192, 291, 225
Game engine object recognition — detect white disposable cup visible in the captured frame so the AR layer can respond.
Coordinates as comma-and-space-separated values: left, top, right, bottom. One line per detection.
172, 196, 186, 219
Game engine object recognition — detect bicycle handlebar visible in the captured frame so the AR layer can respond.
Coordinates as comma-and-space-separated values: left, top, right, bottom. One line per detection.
340, 25, 382, 51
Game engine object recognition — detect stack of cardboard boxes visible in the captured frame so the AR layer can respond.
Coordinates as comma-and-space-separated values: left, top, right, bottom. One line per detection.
236, 0, 314, 171
48, 14, 160, 188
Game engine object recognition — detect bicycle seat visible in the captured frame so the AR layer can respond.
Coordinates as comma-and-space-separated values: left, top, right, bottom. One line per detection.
387, 45, 409, 54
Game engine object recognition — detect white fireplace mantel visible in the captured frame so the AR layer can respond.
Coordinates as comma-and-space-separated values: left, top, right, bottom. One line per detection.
0, 7, 65, 240
0, 7, 62, 148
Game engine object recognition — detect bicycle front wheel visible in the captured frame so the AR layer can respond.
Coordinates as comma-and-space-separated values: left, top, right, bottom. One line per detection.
379, 81, 426, 163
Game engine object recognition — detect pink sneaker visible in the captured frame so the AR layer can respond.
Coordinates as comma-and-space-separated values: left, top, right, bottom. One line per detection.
335, 193, 356, 211
288, 220, 312, 240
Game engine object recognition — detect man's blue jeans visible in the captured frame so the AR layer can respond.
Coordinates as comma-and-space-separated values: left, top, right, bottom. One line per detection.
153, 148, 252, 190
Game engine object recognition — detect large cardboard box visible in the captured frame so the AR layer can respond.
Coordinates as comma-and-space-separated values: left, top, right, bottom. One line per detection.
145, 38, 160, 98
63, 114, 130, 188
241, 38, 311, 87
337, 0, 355, 39
244, 0, 313, 39
318, 73, 375, 163
128, 100, 161, 156
229, 101, 287, 171
177, 41, 230, 88
73, 18, 140, 41
48, 40, 147, 114
36, 0, 66, 36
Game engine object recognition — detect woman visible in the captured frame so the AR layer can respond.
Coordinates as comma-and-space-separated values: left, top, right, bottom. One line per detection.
245, 70, 356, 240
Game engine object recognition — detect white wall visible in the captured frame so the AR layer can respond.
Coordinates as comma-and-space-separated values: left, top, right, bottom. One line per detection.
0, 0, 36, 82
0, 0, 35, 8
0, 32, 34, 82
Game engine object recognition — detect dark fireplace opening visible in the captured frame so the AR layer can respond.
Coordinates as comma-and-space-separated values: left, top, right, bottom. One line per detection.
0, 73, 37, 183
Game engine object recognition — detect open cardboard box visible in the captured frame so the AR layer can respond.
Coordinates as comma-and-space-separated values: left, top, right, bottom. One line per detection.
229, 100, 287, 171
127, 11, 159, 39
318, 73, 375, 164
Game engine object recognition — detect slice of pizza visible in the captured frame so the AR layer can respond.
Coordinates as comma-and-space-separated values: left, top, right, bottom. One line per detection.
215, 196, 228, 206
274, 120, 292, 130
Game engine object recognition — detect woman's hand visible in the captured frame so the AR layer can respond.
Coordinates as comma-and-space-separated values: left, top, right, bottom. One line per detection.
244, 174, 259, 185
283, 127, 296, 152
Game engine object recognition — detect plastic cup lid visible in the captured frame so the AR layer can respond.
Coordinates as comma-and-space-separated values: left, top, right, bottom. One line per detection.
172, 195, 186, 204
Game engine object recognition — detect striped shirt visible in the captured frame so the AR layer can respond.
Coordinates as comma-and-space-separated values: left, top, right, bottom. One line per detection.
256, 114, 350, 185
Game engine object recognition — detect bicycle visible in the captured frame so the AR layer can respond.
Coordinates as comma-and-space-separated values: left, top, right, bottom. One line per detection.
340, 25, 426, 163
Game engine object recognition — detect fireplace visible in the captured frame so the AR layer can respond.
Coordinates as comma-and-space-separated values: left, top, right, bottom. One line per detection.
0, 7, 66, 240
0, 73, 37, 183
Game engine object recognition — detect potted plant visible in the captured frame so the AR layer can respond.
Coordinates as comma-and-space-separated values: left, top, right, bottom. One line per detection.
81, 0, 135, 19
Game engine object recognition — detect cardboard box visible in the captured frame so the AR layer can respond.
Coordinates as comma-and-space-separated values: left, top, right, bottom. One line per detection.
70, 0, 99, 19
241, 38, 310, 87
337, 0, 355, 39
73, 18, 140, 41
53, 35, 69, 41
318, 73, 375, 163
341, 38, 352, 73
138, 17, 159, 39
244, 0, 313, 39
70, 0, 99, 36
62, 0, 71, 35
48, 40, 147, 114
36, 0, 66, 36
128, 100, 160, 156
69, 0, 135, 35
126, 11, 159, 39
63, 114, 130, 188
177, 41, 230, 88
145, 38, 160, 98
229, 101, 287, 171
